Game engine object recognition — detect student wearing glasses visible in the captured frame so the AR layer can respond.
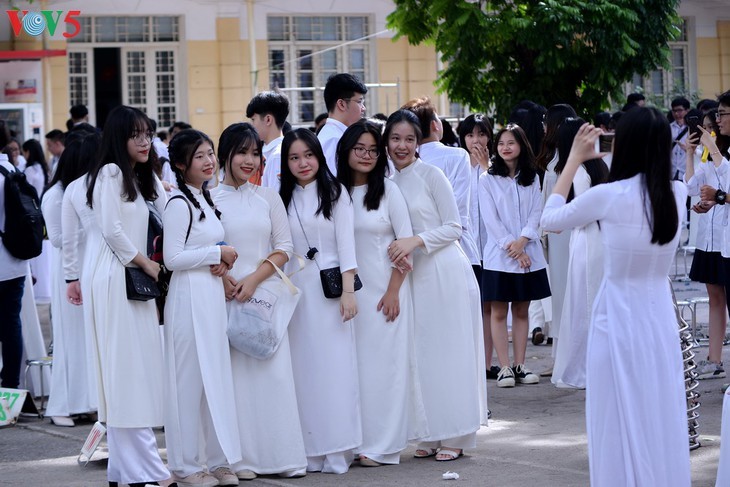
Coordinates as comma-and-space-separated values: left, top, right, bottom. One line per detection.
317, 73, 368, 176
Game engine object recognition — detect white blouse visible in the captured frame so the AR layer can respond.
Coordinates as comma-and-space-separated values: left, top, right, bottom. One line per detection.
686, 153, 726, 253
479, 171, 546, 273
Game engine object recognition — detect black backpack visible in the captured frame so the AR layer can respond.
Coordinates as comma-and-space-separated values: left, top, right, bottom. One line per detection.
0, 165, 45, 260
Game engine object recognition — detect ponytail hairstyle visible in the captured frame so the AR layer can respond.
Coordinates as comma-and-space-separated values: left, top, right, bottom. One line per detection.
555, 118, 608, 202
489, 124, 537, 187
609, 106, 677, 245
168, 129, 221, 221
279, 128, 341, 220
535, 103, 577, 172
336, 120, 387, 211
217, 122, 262, 187
86, 105, 158, 207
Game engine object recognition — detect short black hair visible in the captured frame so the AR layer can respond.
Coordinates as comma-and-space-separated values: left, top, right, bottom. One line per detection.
70, 104, 88, 119
323, 73, 367, 113
245, 91, 290, 128
45, 129, 65, 143
594, 112, 611, 128
315, 113, 329, 125
627, 93, 645, 104
719, 90, 730, 107
671, 97, 690, 109
169, 121, 192, 133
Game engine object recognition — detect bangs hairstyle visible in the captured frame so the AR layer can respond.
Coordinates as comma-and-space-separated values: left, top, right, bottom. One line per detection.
610, 106, 677, 245
86, 105, 158, 207
381, 109, 423, 159
458, 113, 493, 153
168, 129, 220, 221
555, 118, 608, 202
279, 128, 341, 220
489, 124, 537, 186
218, 122, 262, 187
336, 120, 387, 211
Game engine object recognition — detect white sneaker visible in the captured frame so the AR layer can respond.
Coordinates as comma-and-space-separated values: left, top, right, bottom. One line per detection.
211, 467, 238, 486
235, 469, 257, 481
173, 471, 219, 487
497, 366, 516, 388
696, 359, 726, 380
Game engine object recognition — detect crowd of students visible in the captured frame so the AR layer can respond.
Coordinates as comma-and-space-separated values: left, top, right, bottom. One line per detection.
2, 72, 726, 487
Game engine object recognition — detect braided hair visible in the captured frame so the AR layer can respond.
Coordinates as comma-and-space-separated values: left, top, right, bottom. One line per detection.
168, 128, 221, 221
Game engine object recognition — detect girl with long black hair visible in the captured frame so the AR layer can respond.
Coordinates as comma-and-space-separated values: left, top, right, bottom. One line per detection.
336, 120, 426, 466
84, 105, 174, 487
541, 107, 690, 486
279, 128, 361, 474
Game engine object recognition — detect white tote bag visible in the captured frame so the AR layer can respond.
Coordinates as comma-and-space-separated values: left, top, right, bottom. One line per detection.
227, 257, 302, 360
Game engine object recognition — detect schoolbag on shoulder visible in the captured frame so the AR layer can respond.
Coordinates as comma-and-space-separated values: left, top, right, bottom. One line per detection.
0, 165, 44, 260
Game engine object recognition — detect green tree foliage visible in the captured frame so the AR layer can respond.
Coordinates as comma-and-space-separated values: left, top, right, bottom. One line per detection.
387, 0, 681, 120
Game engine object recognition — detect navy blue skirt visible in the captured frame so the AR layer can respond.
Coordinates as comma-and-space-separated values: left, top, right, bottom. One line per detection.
481, 268, 551, 302
689, 250, 724, 285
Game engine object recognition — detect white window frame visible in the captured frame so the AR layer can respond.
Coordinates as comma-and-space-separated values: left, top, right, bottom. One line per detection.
267, 15, 376, 124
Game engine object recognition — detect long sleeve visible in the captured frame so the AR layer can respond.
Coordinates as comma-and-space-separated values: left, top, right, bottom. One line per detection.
520, 180, 543, 241
24, 164, 45, 198
266, 189, 294, 256
332, 188, 358, 272
41, 184, 63, 249
452, 150, 471, 232
387, 182, 414, 240
479, 174, 515, 250
162, 197, 221, 271
541, 184, 615, 233
61, 187, 82, 281
152, 176, 167, 214
418, 167, 462, 254
95, 165, 139, 264
262, 152, 282, 191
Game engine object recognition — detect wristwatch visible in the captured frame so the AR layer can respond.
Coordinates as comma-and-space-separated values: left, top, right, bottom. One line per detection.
715, 189, 727, 205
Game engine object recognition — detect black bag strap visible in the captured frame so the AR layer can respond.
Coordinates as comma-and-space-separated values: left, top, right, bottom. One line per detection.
165, 194, 193, 242
673, 126, 689, 146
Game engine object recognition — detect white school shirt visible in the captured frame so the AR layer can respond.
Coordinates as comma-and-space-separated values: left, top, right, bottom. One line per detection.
685, 150, 726, 253
670, 121, 688, 180
317, 118, 347, 176
418, 141, 479, 264
478, 171, 546, 273
261, 135, 284, 191
470, 163, 488, 263
0, 155, 30, 281
711, 158, 730, 258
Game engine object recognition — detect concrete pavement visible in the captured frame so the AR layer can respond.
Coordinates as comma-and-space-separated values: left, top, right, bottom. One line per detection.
0, 278, 725, 486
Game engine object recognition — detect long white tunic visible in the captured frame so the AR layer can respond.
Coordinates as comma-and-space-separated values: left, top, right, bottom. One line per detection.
541, 177, 690, 487
350, 181, 428, 463
62, 176, 101, 411
162, 188, 241, 469
551, 167, 603, 389
88, 164, 166, 427
286, 181, 362, 456
418, 141, 479, 265
25, 164, 52, 303
543, 156, 570, 339
391, 159, 484, 443
213, 182, 307, 474
42, 183, 96, 417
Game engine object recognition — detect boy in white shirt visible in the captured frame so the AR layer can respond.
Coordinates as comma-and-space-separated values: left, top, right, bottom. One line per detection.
247, 91, 290, 191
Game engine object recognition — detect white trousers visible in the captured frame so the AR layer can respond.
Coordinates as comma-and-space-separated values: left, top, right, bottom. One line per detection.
107, 426, 169, 484
418, 431, 477, 450
306, 450, 355, 474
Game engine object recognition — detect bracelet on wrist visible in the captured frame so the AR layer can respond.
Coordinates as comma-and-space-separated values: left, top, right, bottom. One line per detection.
65, 278, 79, 284
343, 290, 355, 294
715, 189, 727, 205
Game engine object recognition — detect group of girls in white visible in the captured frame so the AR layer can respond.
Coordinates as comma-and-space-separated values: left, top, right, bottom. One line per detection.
45, 96, 694, 486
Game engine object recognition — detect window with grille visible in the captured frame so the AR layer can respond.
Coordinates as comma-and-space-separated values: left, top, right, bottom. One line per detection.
267, 15, 373, 124
67, 16, 180, 129
625, 18, 692, 107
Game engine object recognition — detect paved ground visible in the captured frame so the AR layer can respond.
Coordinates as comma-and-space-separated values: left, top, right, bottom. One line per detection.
0, 274, 726, 486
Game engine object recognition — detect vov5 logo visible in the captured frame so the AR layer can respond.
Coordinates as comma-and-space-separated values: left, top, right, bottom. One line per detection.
7, 10, 82, 38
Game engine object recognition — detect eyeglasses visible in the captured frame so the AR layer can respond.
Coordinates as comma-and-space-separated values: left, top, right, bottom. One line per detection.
672, 107, 687, 113
344, 98, 366, 108
716, 111, 730, 120
130, 131, 154, 145
352, 147, 379, 159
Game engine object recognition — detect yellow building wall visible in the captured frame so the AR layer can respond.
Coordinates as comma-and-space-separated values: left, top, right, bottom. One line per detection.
376, 37, 439, 114
716, 20, 730, 94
